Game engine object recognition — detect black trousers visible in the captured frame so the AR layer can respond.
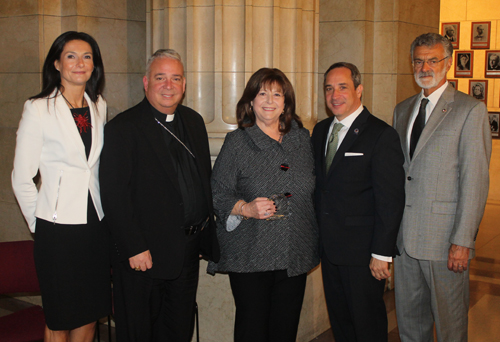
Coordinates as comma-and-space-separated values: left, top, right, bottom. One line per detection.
228, 270, 307, 342
321, 256, 388, 342
113, 233, 200, 342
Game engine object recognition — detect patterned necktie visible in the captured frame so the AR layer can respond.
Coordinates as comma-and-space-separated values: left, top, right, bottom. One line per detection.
325, 123, 343, 173
410, 98, 429, 159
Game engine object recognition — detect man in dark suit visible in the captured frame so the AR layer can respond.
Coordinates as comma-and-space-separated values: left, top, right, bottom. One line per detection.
311, 62, 405, 342
100, 49, 219, 342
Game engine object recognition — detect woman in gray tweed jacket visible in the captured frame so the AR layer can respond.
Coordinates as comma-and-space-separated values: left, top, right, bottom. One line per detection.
207, 68, 319, 342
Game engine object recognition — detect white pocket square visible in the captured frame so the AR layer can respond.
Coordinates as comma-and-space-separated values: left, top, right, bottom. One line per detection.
345, 152, 364, 157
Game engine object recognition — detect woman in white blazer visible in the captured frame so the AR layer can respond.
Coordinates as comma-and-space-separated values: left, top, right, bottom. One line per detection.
12, 31, 110, 342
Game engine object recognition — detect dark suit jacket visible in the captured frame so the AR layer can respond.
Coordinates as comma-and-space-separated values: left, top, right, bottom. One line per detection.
311, 108, 405, 266
100, 98, 219, 280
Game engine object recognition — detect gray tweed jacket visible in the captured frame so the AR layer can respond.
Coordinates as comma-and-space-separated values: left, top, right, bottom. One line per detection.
207, 122, 319, 277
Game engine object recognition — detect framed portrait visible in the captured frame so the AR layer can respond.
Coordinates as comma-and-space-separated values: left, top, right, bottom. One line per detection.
469, 80, 487, 104
455, 51, 473, 78
441, 22, 460, 49
448, 79, 458, 88
471, 22, 490, 49
489, 112, 499, 139
485, 51, 500, 78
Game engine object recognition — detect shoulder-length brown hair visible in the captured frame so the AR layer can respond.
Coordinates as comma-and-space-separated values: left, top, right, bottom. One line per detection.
236, 68, 302, 134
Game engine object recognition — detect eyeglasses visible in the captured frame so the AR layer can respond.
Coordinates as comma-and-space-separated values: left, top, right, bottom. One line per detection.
412, 56, 449, 68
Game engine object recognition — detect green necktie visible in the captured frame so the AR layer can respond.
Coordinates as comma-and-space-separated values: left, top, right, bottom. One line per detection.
325, 123, 343, 173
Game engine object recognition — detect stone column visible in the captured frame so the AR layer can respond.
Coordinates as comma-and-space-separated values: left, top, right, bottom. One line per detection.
319, 0, 440, 124
147, 0, 320, 158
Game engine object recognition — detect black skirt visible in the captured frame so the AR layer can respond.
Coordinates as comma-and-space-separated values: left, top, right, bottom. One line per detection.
34, 195, 111, 330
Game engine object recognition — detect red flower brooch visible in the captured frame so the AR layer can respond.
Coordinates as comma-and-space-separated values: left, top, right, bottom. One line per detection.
73, 111, 92, 133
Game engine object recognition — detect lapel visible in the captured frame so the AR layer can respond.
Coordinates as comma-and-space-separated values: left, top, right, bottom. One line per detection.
177, 105, 207, 176
399, 95, 419, 163
54, 90, 88, 164
327, 108, 370, 177
317, 117, 335, 177
86, 92, 101, 168
137, 98, 182, 196
178, 105, 212, 199
411, 84, 455, 161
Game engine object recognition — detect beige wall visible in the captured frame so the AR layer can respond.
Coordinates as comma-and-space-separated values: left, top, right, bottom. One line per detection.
440, 0, 500, 202
146, 0, 320, 162
318, 0, 440, 124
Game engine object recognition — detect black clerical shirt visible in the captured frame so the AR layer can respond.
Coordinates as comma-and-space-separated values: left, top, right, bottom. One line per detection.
151, 105, 208, 227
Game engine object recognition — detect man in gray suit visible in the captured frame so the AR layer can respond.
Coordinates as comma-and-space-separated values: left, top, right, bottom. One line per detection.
393, 33, 492, 342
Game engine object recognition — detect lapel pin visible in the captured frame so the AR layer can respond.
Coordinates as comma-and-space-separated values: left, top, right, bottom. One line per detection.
354, 128, 359, 135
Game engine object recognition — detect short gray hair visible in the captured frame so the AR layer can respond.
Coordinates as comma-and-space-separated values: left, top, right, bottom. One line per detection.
410, 33, 453, 60
145, 49, 183, 77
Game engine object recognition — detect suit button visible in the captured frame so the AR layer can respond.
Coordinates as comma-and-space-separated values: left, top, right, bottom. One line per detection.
407, 176, 412, 181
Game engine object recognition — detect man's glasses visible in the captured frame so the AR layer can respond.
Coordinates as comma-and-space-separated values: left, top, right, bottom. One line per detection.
412, 56, 449, 68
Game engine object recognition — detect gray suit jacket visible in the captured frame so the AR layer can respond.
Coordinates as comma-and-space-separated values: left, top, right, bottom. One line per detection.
393, 84, 492, 261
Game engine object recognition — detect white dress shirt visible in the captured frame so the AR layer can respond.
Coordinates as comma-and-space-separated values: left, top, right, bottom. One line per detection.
406, 81, 449, 151
324, 104, 364, 155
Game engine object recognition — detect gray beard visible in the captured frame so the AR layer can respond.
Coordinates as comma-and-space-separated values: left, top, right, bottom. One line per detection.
414, 67, 447, 89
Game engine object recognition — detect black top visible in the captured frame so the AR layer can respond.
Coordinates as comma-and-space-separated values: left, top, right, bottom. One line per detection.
151, 105, 208, 226
71, 106, 92, 159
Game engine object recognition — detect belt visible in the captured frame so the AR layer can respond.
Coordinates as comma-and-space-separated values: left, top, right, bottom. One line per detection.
183, 217, 209, 236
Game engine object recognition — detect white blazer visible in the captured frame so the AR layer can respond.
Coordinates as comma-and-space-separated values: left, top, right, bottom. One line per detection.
12, 90, 106, 232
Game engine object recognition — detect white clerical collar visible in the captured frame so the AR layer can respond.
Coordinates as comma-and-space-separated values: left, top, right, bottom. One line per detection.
166, 114, 175, 122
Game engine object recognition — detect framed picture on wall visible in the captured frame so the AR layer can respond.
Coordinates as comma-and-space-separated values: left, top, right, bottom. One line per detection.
455, 51, 473, 78
471, 22, 490, 49
469, 80, 487, 104
442, 22, 459, 49
448, 79, 458, 88
489, 112, 499, 139
485, 51, 500, 77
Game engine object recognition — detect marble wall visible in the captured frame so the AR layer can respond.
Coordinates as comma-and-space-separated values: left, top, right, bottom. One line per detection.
146, 0, 320, 158
318, 0, 440, 123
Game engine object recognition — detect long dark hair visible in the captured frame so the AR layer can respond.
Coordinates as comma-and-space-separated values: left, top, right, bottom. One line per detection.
30, 31, 105, 103
236, 68, 302, 134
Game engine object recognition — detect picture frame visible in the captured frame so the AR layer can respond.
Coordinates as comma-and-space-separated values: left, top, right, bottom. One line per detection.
455, 51, 473, 78
471, 22, 490, 49
441, 22, 460, 49
489, 112, 499, 139
485, 51, 500, 78
469, 80, 487, 104
448, 79, 458, 89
